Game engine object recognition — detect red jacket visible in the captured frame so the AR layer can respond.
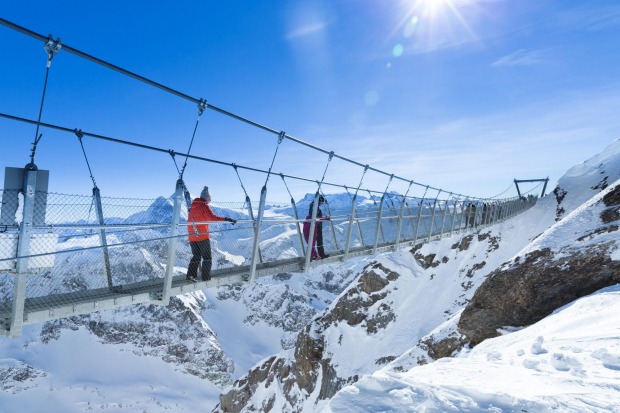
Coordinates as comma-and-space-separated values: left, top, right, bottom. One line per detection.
187, 198, 226, 242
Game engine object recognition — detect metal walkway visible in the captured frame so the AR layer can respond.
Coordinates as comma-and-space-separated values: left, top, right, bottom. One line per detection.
0, 186, 536, 338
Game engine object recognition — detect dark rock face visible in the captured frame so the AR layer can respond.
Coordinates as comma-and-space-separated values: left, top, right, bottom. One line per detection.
420, 332, 468, 361
451, 235, 474, 252
553, 187, 567, 221
216, 262, 399, 413
601, 184, 620, 223
458, 246, 620, 345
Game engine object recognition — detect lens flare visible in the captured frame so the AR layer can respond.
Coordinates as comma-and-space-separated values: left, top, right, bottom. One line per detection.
403, 16, 420, 38
392, 43, 405, 57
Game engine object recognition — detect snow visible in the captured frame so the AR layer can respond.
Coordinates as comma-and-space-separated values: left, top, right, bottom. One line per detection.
0, 139, 619, 412
0, 326, 221, 412
322, 286, 620, 413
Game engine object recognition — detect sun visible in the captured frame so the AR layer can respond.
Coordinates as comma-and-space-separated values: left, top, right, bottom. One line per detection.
394, 0, 479, 53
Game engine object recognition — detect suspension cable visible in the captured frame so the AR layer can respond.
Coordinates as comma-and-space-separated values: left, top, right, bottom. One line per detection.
74, 129, 98, 188
29, 35, 61, 165
521, 180, 544, 196
232, 164, 250, 200
402, 181, 414, 202
382, 174, 394, 200
353, 165, 370, 196
179, 99, 208, 179
487, 182, 515, 199
168, 150, 181, 176
0, 111, 521, 203
420, 185, 429, 203
264, 131, 285, 187
0, 17, 502, 200
317, 151, 334, 192
280, 173, 294, 201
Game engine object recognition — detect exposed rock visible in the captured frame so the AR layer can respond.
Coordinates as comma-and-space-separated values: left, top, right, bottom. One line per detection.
320, 263, 398, 334
458, 246, 620, 345
420, 332, 468, 361
451, 234, 474, 251
40, 295, 234, 387
0, 360, 46, 393
600, 184, 620, 223
592, 175, 609, 190
602, 183, 620, 207
465, 261, 486, 278
477, 232, 500, 252
554, 186, 567, 221
216, 261, 400, 412
576, 225, 618, 242
218, 356, 277, 413
413, 252, 439, 269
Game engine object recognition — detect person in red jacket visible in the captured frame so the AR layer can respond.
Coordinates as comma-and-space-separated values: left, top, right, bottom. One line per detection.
186, 186, 236, 282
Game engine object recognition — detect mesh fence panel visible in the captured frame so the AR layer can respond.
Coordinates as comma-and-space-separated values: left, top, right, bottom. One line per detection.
0, 189, 536, 323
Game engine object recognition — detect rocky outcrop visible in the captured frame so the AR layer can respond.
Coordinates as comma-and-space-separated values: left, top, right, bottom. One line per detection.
0, 360, 46, 393
459, 246, 620, 345
40, 293, 234, 387
459, 183, 620, 346
216, 262, 400, 412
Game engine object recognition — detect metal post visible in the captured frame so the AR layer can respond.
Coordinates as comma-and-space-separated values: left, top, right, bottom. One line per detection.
10, 165, 37, 338
394, 188, 411, 248
372, 194, 386, 255
413, 197, 425, 245
439, 193, 451, 239
355, 209, 364, 247
322, 198, 339, 251
161, 179, 184, 305
449, 199, 459, 237
303, 192, 320, 272
457, 199, 468, 232
290, 197, 305, 256
244, 195, 262, 264
426, 193, 440, 242
541, 178, 549, 197
343, 194, 358, 260
249, 186, 268, 283
408, 203, 416, 237
93, 186, 115, 292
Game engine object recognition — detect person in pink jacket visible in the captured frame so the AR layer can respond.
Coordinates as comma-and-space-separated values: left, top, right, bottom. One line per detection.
303, 196, 331, 261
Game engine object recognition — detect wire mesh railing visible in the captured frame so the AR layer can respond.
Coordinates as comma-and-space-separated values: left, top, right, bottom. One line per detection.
0, 187, 536, 337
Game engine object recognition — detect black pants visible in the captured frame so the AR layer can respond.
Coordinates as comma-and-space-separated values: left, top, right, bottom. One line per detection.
188, 239, 212, 280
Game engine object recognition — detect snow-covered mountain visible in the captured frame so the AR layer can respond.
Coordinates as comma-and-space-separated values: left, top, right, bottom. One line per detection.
0, 139, 619, 412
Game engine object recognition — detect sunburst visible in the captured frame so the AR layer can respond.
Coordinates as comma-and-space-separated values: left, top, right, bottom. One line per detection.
394, 0, 480, 54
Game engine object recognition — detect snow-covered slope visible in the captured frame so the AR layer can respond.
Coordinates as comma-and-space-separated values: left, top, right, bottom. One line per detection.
216, 139, 620, 413
323, 285, 620, 413
318, 140, 620, 412
1, 139, 619, 412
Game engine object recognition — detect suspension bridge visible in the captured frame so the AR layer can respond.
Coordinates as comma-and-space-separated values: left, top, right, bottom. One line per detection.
0, 18, 545, 338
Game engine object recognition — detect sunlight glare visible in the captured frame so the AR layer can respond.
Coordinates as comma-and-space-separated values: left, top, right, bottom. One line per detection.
396, 0, 479, 53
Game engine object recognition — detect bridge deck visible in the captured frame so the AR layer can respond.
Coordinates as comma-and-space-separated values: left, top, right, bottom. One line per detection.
0, 239, 423, 335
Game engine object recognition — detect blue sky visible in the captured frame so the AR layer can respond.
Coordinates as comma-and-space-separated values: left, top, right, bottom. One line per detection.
2, 0, 620, 202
